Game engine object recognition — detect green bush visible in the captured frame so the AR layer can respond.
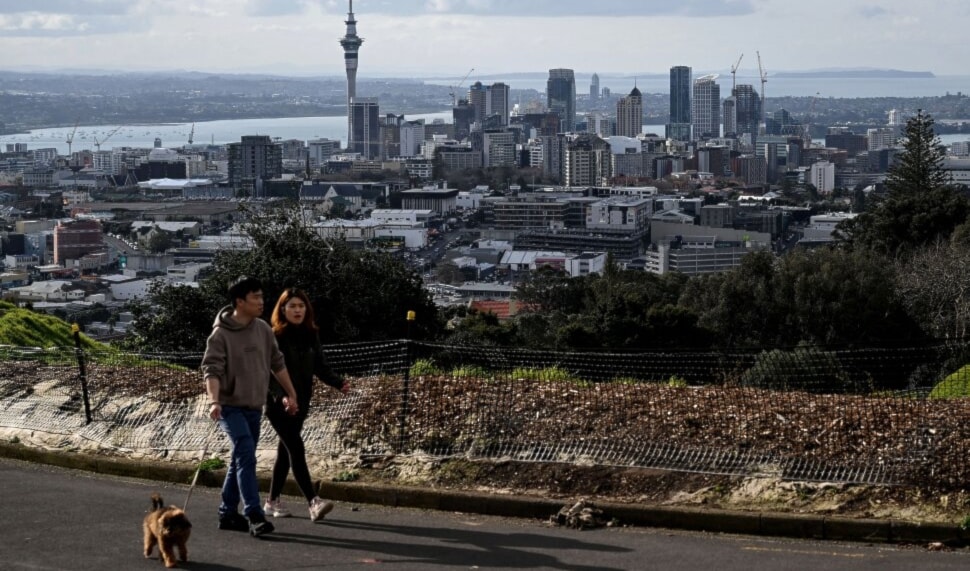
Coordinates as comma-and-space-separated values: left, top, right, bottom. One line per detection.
511, 366, 585, 384
740, 348, 856, 393
450, 365, 488, 379
409, 359, 443, 377
929, 365, 970, 399
666, 375, 688, 388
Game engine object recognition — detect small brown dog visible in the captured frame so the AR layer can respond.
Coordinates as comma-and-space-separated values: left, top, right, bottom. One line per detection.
143, 493, 192, 568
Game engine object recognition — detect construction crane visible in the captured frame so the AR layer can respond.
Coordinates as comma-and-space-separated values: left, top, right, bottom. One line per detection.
65, 120, 79, 156
449, 67, 474, 107
757, 50, 768, 131
187, 122, 195, 145
94, 125, 124, 151
730, 53, 743, 92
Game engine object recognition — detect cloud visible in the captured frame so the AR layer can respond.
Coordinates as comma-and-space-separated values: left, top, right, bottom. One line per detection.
355, 0, 755, 17
0, 0, 129, 15
858, 5, 889, 18
246, 0, 310, 17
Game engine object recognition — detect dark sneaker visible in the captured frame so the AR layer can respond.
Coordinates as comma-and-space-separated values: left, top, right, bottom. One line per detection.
218, 512, 249, 532
248, 513, 275, 537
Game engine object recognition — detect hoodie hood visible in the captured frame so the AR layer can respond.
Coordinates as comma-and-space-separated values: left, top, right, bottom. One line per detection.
212, 305, 247, 331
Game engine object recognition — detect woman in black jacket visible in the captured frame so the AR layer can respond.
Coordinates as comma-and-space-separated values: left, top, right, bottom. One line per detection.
264, 288, 348, 522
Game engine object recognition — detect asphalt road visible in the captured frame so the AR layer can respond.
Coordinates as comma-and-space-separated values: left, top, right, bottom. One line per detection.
1, 457, 967, 570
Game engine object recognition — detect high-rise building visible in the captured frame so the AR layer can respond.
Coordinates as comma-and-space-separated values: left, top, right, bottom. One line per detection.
615, 86, 643, 138
667, 66, 692, 141
350, 97, 380, 159
564, 134, 611, 186
486, 82, 511, 126
228, 135, 282, 194
468, 81, 488, 124
733, 84, 761, 141
547, 68, 576, 133
691, 74, 721, 140
400, 120, 425, 157
452, 99, 475, 141
339, 0, 363, 148
722, 97, 737, 136
589, 73, 600, 101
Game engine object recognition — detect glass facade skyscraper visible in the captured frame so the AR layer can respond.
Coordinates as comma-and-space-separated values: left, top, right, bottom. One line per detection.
547, 68, 576, 133
667, 66, 692, 141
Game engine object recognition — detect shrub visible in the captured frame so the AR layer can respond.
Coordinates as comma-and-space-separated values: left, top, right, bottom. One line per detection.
740, 348, 864, 393
450, 365, 489, 379
929, 365, 970, 399
511, 366, 585, 384
409, 359, 443, 377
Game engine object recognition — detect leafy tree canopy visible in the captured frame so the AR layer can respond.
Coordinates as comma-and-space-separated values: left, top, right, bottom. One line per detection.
835, 110, 969, 257
125, 201, 440, 352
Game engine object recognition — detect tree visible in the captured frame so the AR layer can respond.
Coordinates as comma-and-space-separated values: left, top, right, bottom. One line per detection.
147, 231, 172, 253
835, 110, 969, 257
895, 240, 970, 340
126, 202, 441, 352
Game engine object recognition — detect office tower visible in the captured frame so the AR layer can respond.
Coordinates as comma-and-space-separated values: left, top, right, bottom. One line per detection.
691, 74, 721, 140
350, 97, 380, 159
667, 66, 692, 141
547, 68, 576, 132
452, 99, 475, 141
400, 120, 425, 157
733, 84, 761, 141
589, 73, 600, 101
339, 0, 363, 148
564, 134, 611, 186
468, 81, 487, 124
228, 135, 282, 194
486, 82, 511, 126
722, 97, 737, 136
615, 86, 643, 138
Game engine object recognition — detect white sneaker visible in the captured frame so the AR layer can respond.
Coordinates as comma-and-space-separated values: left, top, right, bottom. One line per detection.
264, 499, 292, 518
309, 497, 334, 522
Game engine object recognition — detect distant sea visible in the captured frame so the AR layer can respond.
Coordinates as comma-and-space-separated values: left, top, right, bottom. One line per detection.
3, 111, 969, 157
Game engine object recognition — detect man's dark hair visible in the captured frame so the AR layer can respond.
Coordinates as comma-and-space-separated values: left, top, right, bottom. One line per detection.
228, 276, 262, 307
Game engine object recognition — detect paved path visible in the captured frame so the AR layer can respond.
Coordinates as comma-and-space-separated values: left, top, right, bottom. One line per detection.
2, 457, 967, 570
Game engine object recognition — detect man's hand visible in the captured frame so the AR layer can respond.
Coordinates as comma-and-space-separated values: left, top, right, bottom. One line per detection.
209, 402, 222, 421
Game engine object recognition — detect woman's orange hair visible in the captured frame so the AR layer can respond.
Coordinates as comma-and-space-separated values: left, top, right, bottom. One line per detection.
270, 288, 319, 335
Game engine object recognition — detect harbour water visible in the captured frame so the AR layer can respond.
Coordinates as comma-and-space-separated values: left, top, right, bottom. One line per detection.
1, 115, 967, 157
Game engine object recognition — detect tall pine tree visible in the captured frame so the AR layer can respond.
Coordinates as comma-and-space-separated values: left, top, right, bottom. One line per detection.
835, 110, 968, 257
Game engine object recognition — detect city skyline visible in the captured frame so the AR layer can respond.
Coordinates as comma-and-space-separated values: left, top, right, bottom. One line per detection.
1, 1, 969, 78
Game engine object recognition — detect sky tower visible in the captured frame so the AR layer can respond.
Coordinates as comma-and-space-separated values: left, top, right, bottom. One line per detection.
339, 0, 363, 148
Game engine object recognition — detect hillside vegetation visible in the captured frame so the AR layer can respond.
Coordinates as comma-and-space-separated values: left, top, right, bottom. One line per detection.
0, 301, 100, 349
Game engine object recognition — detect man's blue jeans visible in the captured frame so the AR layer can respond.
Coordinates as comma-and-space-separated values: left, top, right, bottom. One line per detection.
217, 405, 264, 519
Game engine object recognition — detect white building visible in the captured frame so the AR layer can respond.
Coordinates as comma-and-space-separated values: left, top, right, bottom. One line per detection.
809, 161, 836, 194
801, 212, 858, 242
400, 121, 426, 157
586, 197, 652, 231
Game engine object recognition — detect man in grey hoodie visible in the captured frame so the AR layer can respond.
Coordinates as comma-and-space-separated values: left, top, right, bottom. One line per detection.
202, 276, 299, 537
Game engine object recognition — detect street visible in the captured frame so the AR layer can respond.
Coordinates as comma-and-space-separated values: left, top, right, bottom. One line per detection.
1, 457, 967, 570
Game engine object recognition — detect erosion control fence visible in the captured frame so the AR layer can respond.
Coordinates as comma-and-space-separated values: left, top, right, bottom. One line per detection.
0, 340, 968, 488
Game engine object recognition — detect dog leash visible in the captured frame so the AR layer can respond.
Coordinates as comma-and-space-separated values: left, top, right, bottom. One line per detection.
183, 420, 217, 512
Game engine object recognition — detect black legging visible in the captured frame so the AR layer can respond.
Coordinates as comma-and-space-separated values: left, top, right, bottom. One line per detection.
265, 405, 314, 504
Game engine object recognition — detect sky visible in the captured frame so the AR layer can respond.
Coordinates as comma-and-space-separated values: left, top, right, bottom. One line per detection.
1, 0, 968, 78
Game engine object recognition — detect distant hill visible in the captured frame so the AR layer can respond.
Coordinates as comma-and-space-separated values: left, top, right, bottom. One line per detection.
0, 300, 100, 348
773, 69, 935, 79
